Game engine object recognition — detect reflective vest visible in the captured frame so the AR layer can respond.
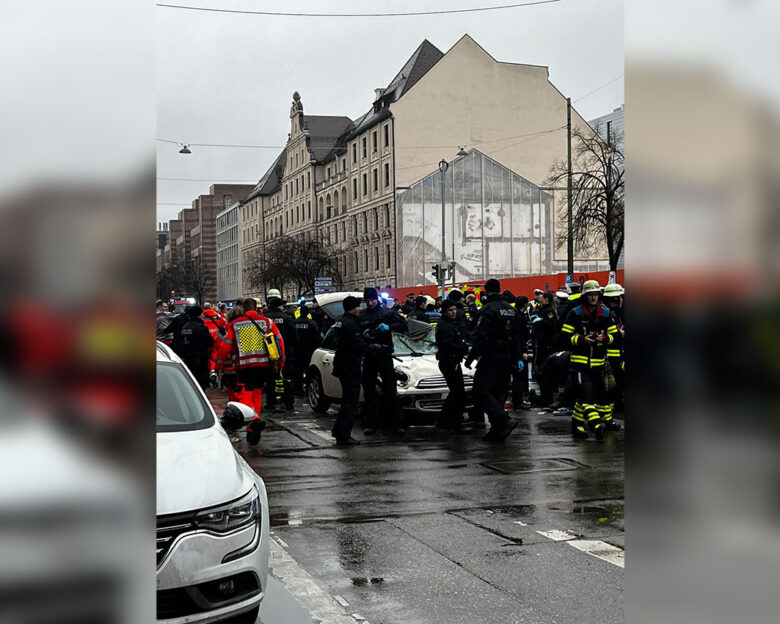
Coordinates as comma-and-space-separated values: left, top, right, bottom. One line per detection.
229, 312, 284, 370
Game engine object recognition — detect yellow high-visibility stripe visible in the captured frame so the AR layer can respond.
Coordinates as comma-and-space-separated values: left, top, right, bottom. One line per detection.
562, 324, 575, 333
607, 326, 618, 333
606, 334, 614, 344
607, 349, 621, 356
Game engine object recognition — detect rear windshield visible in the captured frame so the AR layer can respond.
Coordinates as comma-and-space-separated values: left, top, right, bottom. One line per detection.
156, 362, 214, 432
321, 300, 366, 320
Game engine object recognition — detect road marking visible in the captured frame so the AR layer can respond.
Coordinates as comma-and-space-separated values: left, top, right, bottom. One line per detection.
269, 537, 362, 623
568, 540, 625, 568
276, 536, 288, 548
334, 595, 350, 607
537, 529, 577, 541
514, 520, 527, 526
298, 422, 335, 442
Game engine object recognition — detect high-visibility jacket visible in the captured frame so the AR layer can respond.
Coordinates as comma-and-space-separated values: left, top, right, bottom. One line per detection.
560, 304, 618, 369
228, 311, 285, 370
214, 324, 235, 373
202, 309, 226, 368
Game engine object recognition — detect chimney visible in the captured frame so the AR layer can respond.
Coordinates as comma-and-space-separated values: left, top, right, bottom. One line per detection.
374, 88, 386, 101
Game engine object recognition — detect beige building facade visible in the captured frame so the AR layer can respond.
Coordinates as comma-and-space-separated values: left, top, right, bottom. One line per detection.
239, 34, 608, 298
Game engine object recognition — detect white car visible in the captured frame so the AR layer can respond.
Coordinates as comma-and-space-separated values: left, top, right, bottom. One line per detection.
156, 342, 269, 623
306, 294, 474, 419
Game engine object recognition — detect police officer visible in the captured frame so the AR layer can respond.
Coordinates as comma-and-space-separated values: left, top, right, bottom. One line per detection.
531, 291, 558, 374
411, 296, 429, 322
401, 293, 416, 315
561, 280, 619, 439
294, 303, 322, 393
173, 305, 214, 390
446, 289, 471, 339
435, 300, 470, 432
310, 296, 332, 335
331, 295, 366, 446
359, 287, 406, 435
466, 278, 520, 442
509, 294, 531, 410
264, 295, 298, 411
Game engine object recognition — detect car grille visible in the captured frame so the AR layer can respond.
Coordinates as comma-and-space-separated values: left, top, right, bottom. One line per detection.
157, 512, 195, 567
416, 375, 473, 389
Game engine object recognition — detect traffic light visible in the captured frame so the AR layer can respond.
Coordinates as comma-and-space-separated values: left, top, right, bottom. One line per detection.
447, 262, 456, 280
431, 263, 440, 280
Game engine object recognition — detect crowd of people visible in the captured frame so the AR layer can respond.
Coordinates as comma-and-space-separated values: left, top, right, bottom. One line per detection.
156, 276, 624, 446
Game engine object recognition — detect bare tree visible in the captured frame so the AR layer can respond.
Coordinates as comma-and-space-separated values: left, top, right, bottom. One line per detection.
156, 254, 212, 305
182, 257, 212, 306
244, 234, 345, 299
547, 123, 624, 271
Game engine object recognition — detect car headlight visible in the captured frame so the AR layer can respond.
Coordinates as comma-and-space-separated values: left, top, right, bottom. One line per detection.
394, 368, 409, 387
194, 487, 261, 533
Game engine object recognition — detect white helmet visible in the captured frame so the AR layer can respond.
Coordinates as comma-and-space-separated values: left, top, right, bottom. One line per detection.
267, 288, 281, 299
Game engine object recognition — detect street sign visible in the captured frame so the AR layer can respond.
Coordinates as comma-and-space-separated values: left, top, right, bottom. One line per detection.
565, 274, 573, 284
314, 277, 333, 294
545, 281, 550, 291
608, 271, 616, 284
578, 275, 586, 284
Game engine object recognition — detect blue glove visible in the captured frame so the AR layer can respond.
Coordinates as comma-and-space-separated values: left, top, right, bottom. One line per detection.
517, 360, 525, 371
362, 329, 372, 339
377, 323, 390, 332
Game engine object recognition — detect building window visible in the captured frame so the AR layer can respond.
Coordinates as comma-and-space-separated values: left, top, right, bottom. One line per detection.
384, 124, 389, 148
308, 201, 311, 219
352, 215, 357, 236
296, 206, 299, 223
373, 207, 379, 230
364, 249, 368, 272
342, 221, 346, 240
386, 243, 391, 268
352, 143, 357, 163
342, 158, 346, 171
295, 178, 299, 195
375, 247, 379, 270
385, 203, 391, 227
362, 173, 367, 196
363, 211, 367, 233
372, 168, 378, 192
327, 166, 331, 178
384, 163, 390, 188
307, 171, 311, 189
285, 212, 288, 227
361, 137, 367, 159
372, 130, 377, 153
354, 251, 359, 273
224, 194, 232, 209
352, 178, 358, 200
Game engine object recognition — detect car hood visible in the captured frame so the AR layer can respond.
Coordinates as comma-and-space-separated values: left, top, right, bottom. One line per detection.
156, 426, 254, 516
395, 355, 440, 379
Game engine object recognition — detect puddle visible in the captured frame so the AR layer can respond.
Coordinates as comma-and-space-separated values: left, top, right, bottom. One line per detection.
351, 576, 384, 586
258, 575, 314, 624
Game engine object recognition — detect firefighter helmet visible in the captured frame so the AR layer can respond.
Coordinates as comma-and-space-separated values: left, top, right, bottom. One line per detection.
267, 288, 281, 299
582, 280, 601, 295
603, 283, 624, 297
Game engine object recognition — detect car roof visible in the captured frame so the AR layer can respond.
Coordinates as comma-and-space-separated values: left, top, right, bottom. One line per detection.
156, 340, 183, 364
313, 291, 364, 306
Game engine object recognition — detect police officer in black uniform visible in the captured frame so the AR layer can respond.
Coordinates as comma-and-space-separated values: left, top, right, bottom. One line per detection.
331, 295, 365, 446
359, 287, 406, 435
264, 296, 299, 410
435, 300, 470, 432
466, 279, 520, 442
531, 291, 558, 376
173, 305, 214, 390
446, 289, 471, 339
293, 303, 322, 393
411, 296, 429, 322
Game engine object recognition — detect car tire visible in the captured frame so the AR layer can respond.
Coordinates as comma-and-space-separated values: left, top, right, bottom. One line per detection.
307, 368, 331, 414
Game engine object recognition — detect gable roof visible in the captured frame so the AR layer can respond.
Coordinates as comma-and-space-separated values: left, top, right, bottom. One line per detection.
383, 39, 444, 103
302, 115, 354, 162
247, 147, 287, 200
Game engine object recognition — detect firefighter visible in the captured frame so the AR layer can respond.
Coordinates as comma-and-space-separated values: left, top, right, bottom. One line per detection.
465, 278, 521, 442
331, 295, 367, 445
602, 283, 625, 421
229, 298, 284, 444
560, 280, 619, 439
294, 303, 322, 393
359, 287, 406, 435
264, 295, 298, 411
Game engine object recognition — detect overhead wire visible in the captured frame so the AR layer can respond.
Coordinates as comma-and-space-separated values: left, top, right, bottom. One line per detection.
156, 0, 562, 18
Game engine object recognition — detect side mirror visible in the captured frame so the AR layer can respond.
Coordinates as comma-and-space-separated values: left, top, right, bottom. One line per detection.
221, 402, 252, 431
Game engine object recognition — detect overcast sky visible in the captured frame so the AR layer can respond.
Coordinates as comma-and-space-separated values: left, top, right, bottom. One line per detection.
157, 0, 625, 224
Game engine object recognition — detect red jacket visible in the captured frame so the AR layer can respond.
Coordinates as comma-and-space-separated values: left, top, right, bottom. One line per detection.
228, 310, 285, 370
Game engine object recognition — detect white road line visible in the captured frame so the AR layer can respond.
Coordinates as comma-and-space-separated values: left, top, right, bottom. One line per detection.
298, 422, 335, 442
568, 540, 625, 568
514, 520, 527, 526
334, 595, 350, 607
536, 529, 578, 541
269, 537, 361, 624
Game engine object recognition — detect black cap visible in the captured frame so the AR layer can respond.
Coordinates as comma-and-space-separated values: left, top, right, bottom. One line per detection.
343, 295, 361, 312
268, 297, 283, 308
502, 289, 516, 304
441, 300, 456, 312
447, 290, 463, 302
363, 287, 378, 301
186, 304, 202, 317
485, 278, 501, 293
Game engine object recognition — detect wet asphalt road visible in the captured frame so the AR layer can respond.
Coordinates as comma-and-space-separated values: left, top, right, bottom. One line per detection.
207, 390, 624, 624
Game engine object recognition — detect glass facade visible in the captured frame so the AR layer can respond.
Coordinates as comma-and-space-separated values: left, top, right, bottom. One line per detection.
395, 150, 554, 286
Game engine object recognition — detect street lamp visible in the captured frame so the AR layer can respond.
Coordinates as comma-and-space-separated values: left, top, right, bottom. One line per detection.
438, 159, 448, 297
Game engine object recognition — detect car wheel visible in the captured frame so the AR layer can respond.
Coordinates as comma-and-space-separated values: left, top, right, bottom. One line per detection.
308, 368, 331, 414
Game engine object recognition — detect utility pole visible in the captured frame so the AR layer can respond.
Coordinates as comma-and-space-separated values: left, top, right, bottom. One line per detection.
567, 97, 574, 278
438, 159, 449, 298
